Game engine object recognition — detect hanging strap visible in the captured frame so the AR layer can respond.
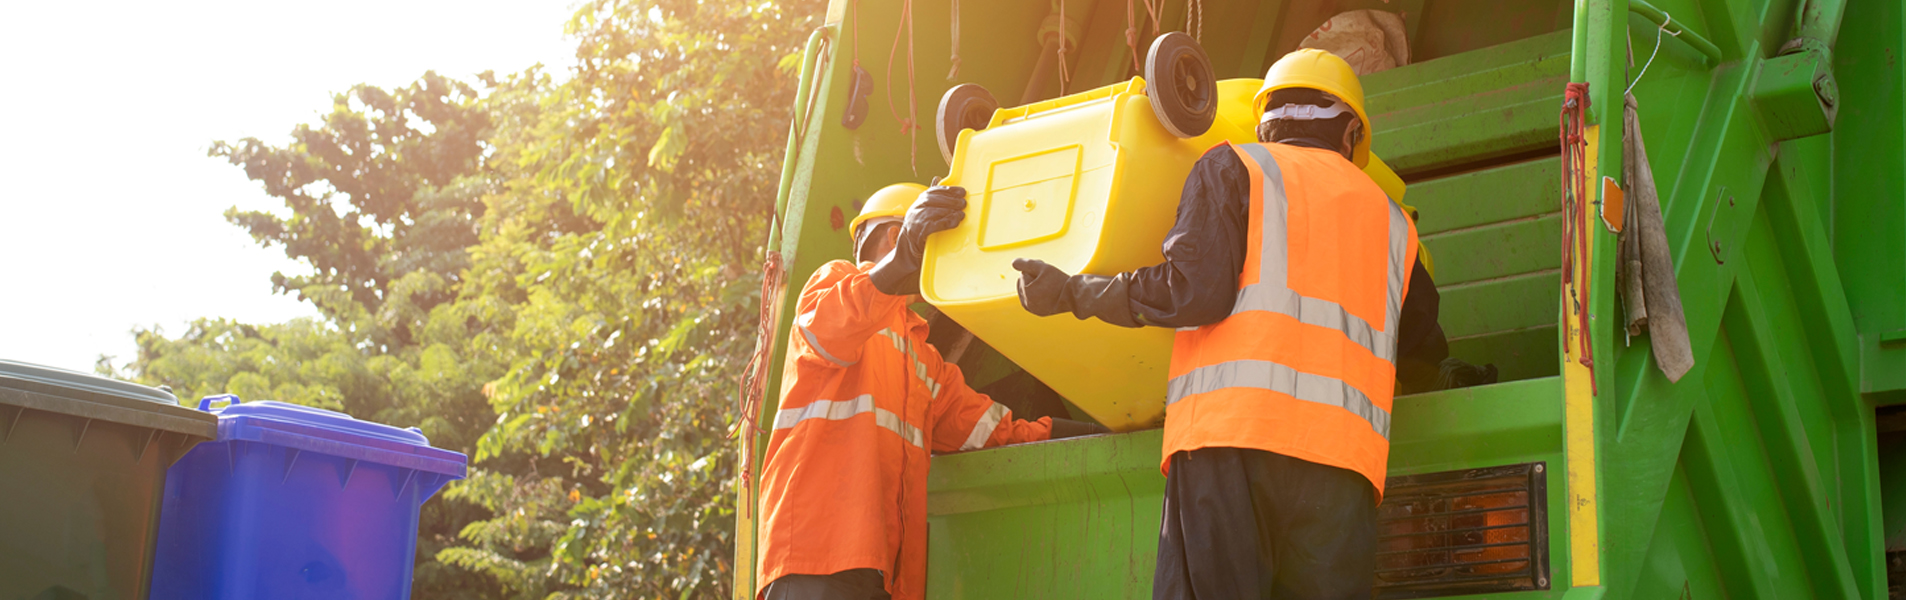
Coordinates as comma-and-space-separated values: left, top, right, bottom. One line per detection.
885, 0, 919, 174
1559, 82, 1598, 394
734, 246, 787, 518
947, 0, 961, 80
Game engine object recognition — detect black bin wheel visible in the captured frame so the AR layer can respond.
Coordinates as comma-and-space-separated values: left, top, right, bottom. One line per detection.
1145, 32, 1217, 139
936, 83, 999, 165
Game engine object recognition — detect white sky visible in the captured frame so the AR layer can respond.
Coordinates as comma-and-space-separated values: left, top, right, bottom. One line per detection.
0, 0, 577, 373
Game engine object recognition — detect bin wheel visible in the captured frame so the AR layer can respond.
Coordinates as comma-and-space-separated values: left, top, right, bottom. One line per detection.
1145, 32, 1217, 139
937, 83, 999, 165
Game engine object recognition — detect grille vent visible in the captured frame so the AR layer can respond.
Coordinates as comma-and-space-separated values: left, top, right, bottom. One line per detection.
1375, 462, 1551, 599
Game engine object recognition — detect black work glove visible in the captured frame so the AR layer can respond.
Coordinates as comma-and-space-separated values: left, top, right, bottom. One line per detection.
1049, 418, 1112, 439
1436, 358, 1499, 390
870, 186, 967, 296
1012, 259, 1140, 328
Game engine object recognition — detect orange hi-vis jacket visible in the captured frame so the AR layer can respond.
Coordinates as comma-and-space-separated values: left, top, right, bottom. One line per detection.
1163, 142, 1419, 499
756, 260, 1053, 600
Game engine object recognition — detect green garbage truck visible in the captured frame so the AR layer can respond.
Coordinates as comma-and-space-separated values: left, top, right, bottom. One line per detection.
737, 0, 1906, 597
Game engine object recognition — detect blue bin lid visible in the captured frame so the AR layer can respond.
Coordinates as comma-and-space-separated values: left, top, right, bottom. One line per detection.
199, 395, 467, 479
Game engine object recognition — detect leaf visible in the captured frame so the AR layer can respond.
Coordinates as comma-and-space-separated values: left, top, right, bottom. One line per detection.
647, 123, 686, 172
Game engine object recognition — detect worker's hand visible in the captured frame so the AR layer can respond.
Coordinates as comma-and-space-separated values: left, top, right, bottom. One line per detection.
900, 185, 968, 246
870, 186, 967, 296
1014, 259, 1141, 327
1012, 259, 1073, 317
1048, 418, 1112, 439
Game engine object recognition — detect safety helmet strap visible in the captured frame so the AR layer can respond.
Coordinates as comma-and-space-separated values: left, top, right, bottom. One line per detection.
1259, 99, 1356, 124
853, 217, 903, 262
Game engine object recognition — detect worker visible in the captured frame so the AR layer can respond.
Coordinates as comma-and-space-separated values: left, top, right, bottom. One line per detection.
755, 183, 1110, 600
1012, 49, 1457, 599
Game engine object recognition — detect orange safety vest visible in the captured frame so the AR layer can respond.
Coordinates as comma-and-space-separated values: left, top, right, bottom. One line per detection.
1162, 142, 1418, 499
756, 260, 1051, 600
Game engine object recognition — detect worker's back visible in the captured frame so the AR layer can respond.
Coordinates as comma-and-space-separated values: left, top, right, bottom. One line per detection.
1164, 142, 1415, 498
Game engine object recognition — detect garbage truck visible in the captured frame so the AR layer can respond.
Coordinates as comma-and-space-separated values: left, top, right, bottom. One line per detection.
736, 0, 1906, 597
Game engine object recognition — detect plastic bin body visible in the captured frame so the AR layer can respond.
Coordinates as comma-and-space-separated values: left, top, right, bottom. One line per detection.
922, 78, 1253, 431
921, 77, 1413, 431
150, 398, 467, 600
0, 359, 216, 600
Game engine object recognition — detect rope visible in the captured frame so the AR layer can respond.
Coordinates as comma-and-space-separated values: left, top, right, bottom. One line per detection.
1126, 0, 1141, 73
1189, 0, 1204, 40
947, 0, 961, 80
1123, 0, 1161, 74
735, 245, 788, 518
885, 0, 919, 174
1625, 11, 1679, 95
1057, 0, 1071, 95
1559, 82, 1598, 395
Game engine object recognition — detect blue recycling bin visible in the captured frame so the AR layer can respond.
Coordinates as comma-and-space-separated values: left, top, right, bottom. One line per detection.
149, 395, 467, 599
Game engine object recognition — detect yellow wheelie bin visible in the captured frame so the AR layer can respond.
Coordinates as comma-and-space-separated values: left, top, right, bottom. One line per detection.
922, 34, 1422, 432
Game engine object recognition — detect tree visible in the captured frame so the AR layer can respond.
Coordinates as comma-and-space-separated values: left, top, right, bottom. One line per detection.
120, 73, 510, 599
436, 0, 823, 596
210, 72, 490, 350
115, 0, 823, 596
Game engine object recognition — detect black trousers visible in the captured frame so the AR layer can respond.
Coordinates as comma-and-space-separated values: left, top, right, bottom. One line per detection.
763, 568, 891, 600
1152, 447, 1378, 600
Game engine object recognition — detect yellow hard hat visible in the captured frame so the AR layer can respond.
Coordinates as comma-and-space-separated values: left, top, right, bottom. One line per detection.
1255, 49, 1372, 167
851, 183, 925, 238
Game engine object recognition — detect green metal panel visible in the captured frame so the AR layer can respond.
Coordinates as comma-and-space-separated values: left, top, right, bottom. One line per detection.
1411, 0, 1575, 62
1440, 272, 1564, 340
1409, 156, 1566, 382
1832, 0, 1906, 401
1422, 215, 1565, 285
1410, 159, 1562, 234
922, 377, 1572, 599
924, 429, 1163, 599
1365, 31, 1574, 173
747, 0, 1906, 598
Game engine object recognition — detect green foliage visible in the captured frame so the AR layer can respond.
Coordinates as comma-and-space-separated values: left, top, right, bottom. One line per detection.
210, 72, 490, 348
112, 0, 823, 597
437, 1, 822, 595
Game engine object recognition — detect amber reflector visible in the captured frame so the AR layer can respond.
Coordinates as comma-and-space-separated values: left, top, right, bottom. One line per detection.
1375, 462, 1550, 599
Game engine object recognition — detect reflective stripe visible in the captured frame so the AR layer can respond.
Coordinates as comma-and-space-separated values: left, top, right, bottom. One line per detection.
1166, 359, 1391, 438
874, 409, 926, 449
1241, 144, 1292, 292
959, 402, 1010, 451
870, 326, 942, 397
797, 311, 856, 367
1384, 200, 1410, 331
874, 328, 905, 352
875, 327, 942, 399
774, 395, 925, 448
904, 341, 943, 399
1166, 144, 1414, 426
1221, 143, 1409, 362
1232, 283, 1397, 362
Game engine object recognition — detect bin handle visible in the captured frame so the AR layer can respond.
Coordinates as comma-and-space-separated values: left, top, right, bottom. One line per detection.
197, 394, 242, 412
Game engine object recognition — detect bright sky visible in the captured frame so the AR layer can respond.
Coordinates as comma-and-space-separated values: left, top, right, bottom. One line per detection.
0, 0, 577, 373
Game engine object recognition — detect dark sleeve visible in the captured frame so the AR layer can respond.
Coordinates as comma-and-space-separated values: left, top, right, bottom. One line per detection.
1119, 147, 1251, 328
1395, 258, 1450, 395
